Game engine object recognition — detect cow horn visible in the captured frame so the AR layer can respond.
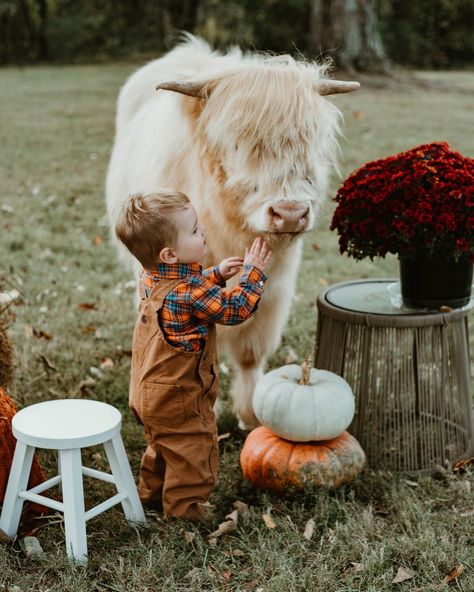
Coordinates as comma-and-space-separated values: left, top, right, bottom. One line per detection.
155, 80, 209, 98
314, 80, 360, 96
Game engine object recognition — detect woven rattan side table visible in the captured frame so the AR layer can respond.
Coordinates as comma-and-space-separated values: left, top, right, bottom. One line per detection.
315, 279, 474, 473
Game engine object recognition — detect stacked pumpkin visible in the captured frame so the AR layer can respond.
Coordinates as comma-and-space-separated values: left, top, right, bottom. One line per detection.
240, 355, 366, 491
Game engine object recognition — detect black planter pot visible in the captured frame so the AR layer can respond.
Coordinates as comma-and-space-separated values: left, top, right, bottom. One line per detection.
399, 258, 473, 309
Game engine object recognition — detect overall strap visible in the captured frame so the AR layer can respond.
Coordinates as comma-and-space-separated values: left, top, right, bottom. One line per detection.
144, 277, 187, 312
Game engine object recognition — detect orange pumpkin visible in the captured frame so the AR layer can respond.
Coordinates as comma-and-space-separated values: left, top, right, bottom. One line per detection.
240, 426, 365, 491
0, 387, 45, 503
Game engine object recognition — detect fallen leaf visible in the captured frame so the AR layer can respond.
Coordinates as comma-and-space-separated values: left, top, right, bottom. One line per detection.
99, 357, 115, 369
81, 324, 97, 334
217, 432, 230, 441
93, 236, 103, 245
0, 289, 21, 304
453, 457, 473, 472
233, 500, 249, 514
350, 562, 365, 573
207, 510, 238, 542
222, 568, 232, 581
439, 305, 453, 313
303, 518, 315, 540
38, 355, 57, 373
262, 512, 276, 529
443, 563, 464, 584
392, 566, 414, 584
318, 277, 329, 286
403, 479, 418, 488
183, 530, 196, 544
352, 110, 365, 119
78, 302, 97, 311
311, 242, 321, 250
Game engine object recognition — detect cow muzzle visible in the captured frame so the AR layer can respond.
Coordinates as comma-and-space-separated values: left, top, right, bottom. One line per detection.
269, 201, 310, 233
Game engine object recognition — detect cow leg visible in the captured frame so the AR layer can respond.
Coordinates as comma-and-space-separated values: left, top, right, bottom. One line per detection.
222, 259, 300, 429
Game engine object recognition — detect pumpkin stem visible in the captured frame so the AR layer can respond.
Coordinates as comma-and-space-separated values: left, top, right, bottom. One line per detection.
299, 346, 316, 385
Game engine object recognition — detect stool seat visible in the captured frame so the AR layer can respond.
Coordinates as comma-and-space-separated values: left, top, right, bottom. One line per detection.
13, 400, 122, 449
0, 398, 146, 564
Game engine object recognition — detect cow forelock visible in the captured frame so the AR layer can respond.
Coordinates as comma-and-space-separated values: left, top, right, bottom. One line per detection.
194, 61, 342, 235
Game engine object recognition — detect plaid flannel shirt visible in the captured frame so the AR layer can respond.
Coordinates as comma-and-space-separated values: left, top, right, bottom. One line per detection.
142, 262, 266, 352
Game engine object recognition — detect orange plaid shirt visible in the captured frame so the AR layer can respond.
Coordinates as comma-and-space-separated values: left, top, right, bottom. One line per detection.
142, 263, 266, 352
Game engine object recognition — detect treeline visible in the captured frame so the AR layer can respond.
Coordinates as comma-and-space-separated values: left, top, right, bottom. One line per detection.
1, 0, 473, 68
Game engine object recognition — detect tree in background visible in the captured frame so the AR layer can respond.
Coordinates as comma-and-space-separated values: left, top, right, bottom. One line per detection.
309, 0, 390, 73
0, 0, 472, 68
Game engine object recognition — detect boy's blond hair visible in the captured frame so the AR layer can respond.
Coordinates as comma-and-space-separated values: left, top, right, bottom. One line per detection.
115, 191, 190, 268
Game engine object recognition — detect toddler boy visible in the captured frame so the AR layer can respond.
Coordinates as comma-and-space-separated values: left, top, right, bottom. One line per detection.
115, 190, 271, 521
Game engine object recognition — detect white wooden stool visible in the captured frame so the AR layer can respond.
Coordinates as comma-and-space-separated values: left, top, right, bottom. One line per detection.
0, 399, 146, 563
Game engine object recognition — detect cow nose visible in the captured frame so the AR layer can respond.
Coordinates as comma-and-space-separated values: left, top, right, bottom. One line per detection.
269, 201, 310, 233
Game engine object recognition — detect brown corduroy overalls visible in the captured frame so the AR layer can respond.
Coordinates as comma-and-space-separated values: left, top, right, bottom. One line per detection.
129, 278, 219, 521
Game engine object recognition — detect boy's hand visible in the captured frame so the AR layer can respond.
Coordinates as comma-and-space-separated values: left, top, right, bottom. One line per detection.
219, 257, 244, 280
243, 237, 272, 272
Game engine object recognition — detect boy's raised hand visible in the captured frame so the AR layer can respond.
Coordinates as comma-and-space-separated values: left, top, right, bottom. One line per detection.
244, 237, 272, 272
219, 256, 244, 280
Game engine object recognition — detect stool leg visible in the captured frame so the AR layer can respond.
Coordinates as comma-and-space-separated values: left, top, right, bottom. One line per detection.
103, 435, 146, 524
0, 441, 35, 538
59, 448, 87, 563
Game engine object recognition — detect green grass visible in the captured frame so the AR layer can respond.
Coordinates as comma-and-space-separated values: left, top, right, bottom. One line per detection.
1, 63, 473, 591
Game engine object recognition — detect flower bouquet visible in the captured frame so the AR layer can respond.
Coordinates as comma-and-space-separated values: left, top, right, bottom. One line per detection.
331, 142, 474, 308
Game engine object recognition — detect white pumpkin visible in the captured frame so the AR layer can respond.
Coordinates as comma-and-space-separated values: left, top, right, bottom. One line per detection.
252, 361, 355, 442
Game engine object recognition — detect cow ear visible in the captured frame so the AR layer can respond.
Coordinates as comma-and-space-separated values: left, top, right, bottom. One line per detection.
314, 80, 360, 96
155, 80, 212, 98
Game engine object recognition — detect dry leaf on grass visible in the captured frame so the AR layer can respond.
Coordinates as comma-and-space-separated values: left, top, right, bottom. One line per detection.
312, 242, 321, 250
262, 511, 276, 529
233, 500, 249, 516
318, 277, 329, 286
93, 236, 103, 245
453, 457, 473, 472
0, 289, 21, 305
217, 432, 230, 441
99, 357, 115, 369
350, 562, 365, 573
392, 566, 414, 584
24, 325, 52, 340
442, 563, 464, 584
78, 302, 97, 311
303, 518, 315, 540
81, 324, 97, 334
207, 509, 238, 544
183, 530, 196, 544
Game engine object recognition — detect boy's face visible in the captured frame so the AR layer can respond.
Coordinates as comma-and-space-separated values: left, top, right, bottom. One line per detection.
171, 205, 207, 263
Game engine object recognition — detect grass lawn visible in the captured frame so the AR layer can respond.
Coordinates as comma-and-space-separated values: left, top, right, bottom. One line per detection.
0, 62, 473, 591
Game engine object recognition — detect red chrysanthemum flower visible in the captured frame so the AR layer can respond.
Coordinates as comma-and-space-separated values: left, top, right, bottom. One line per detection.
330, 142, 474, 261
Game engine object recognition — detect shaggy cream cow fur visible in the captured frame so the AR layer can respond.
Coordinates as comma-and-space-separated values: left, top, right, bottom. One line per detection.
106, 35, 359, 429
